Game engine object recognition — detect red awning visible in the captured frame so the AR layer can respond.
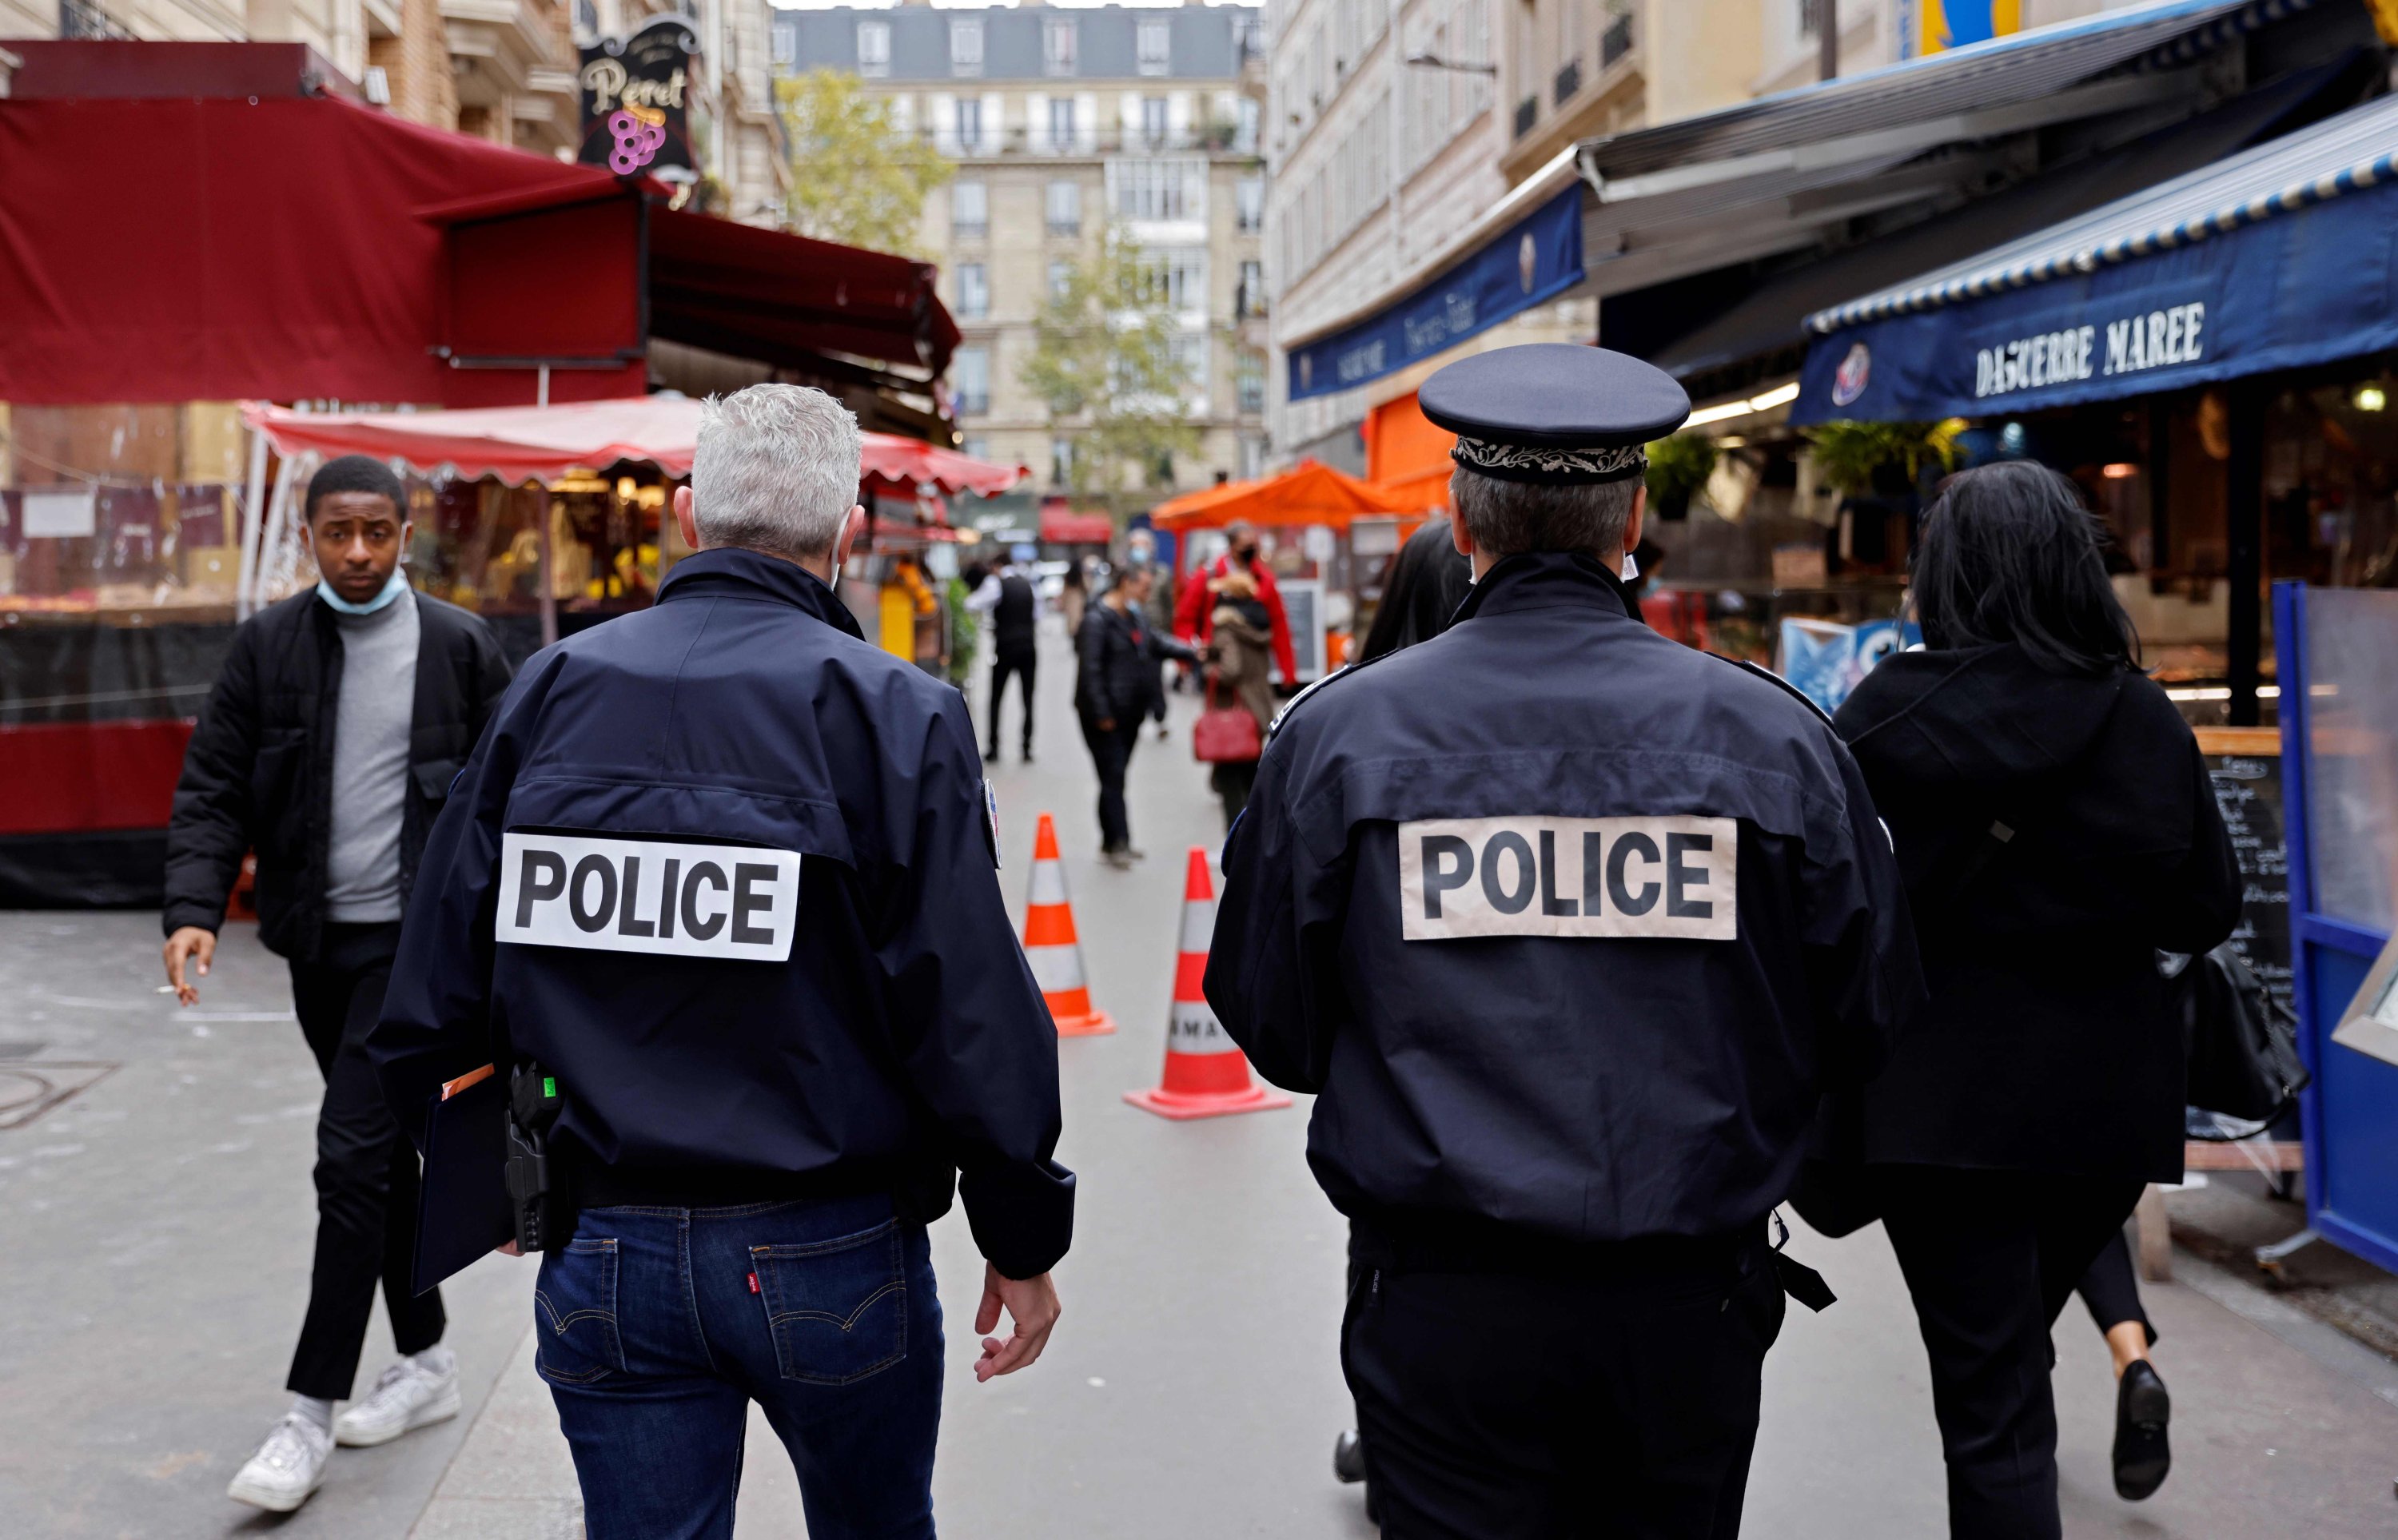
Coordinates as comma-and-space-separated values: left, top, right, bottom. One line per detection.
242, 397, 1026, 496
0, 43, 960, 407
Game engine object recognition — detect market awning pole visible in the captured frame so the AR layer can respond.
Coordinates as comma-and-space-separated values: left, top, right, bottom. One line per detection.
235, 425, 270, 622
2226, 380, 2265, 727
536, 484, 558, 648
537, 364, 551, 409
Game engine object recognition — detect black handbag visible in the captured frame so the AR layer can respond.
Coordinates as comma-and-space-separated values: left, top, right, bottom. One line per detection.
2165, 943, 2309, 1139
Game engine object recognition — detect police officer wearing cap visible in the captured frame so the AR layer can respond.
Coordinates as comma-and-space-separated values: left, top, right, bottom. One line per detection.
370, 384, 1070, 1540
1209, 344, 1923, 1538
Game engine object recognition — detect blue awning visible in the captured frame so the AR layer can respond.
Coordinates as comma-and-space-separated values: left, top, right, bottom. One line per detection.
1285, 186, 1583, 403
1794, 90, 2398, 424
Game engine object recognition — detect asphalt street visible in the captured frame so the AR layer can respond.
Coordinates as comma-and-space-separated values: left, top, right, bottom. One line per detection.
4, 623, 2397, 1536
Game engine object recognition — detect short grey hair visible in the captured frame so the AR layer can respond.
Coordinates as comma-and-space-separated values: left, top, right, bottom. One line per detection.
691, 384, 862, 561
1451, 466, 1641, 559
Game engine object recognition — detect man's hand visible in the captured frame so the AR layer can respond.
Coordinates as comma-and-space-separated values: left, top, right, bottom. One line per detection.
495, 1240, 524, 1258
163, 926, 217, 1007
973, 1263, 1060, 1383
1097, 718, 1117, 732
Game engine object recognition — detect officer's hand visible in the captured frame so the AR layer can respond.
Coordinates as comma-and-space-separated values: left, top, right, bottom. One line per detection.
973, 1263, 1060, 1382
163, 926, 216, 1007
1097, 718, 1117, 732
494, 1240, 524, 1257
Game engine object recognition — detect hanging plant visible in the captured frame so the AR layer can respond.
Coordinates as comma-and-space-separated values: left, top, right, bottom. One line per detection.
1803, 418, 1967, 499
1644, 432, 1719, 521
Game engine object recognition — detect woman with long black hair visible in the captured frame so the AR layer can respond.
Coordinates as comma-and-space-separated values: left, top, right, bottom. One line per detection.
1831, 461, 2240, 1538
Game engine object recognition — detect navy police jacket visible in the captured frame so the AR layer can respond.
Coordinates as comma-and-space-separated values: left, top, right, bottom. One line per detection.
372, 547, 1074, 1280
1208, 552, 1922, 1245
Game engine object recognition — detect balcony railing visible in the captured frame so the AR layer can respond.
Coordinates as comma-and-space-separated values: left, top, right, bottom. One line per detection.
1601, 12, 1635, 68
1513, 95, 1538, 141
1554, 58, 1580, 107
926, 123, 1254, 157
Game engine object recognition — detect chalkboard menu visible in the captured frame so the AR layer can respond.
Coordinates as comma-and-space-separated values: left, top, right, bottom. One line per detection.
2197, 728, 2291, 1012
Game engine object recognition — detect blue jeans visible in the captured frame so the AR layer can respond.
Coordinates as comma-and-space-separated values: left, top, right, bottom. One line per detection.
535, 1195, 943, 1540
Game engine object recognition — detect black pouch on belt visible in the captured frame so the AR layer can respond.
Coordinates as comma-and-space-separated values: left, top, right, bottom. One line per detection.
504, 1064, 572, 1252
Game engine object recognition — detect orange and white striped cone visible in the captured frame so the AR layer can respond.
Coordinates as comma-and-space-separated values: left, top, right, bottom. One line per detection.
1124, 847, 1292, 1120
1023, 813, 1114, 1037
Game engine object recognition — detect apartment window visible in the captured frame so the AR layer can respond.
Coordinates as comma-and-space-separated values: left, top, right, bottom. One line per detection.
1043, 17, 1078, 76
1796, 0, 1823, 40
1141, 97, 1169, 149
1050, 436, 1075, 487
950, 18, 983, 77
1047, 96, 1078, 151
957, 263, 990, 319
771, 21, 794, 66
1110, 158, 1204, 222
1236, 348, 1265, 412
1235, 97, 1261, 154
1239, 434, 1266, 479
1046, 178, 1082, 234
1137, 251, 1207, 313
1236, 259, 1264, 319
1137, 18, 1172, 76
1235, 176, 1264, 232
951, 180, 988, 238
1170, 334, 1208, 399
954, 97, 985, 153
962, 436, 990, 463
856, 19, 889, 78
952, 347, 990, 416
1048, 260, 1075, 301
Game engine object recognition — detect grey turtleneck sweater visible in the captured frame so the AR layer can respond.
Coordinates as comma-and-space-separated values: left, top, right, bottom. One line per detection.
324, 586, 420, 924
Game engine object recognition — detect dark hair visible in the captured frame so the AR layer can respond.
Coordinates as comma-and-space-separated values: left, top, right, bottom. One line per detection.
305, 455, 407, 523
1360, 517, 1475, 662
1910, 460, 2138, 675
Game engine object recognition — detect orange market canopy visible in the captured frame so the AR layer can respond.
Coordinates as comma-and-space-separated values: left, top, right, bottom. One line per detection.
241, 397, 1028, 498
1151, 459, 1429, 531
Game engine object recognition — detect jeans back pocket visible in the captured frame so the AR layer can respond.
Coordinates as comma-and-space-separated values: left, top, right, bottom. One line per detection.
749, 1219, 907, 1386
536, 1236, 627, 1386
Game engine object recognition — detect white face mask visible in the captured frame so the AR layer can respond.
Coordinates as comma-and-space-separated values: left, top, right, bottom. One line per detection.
317, 567, 408, 615
1621, 552, 1640, 582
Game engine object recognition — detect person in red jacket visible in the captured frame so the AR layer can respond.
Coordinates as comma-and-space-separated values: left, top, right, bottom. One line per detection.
1175, 520, 1298, 685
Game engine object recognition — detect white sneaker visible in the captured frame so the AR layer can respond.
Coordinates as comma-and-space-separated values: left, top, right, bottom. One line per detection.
334, 1355, 463, 1447
226, 1414, 332, 1512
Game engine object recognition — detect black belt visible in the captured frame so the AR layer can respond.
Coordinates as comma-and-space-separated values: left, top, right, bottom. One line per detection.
1348, 1210, 1836, 1311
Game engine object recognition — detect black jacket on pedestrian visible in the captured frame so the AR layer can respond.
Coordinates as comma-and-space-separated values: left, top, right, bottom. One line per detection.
370, 548, 1074, 1280
1832, 645, 2241, 1184
1074, 599, 1193, 725
1210, 553, 1924, 1245
161, 587, 513, 962
990, 571, 1038, 657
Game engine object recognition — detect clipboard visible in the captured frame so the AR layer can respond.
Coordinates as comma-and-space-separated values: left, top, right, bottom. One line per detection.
411, 1069, 516, 1295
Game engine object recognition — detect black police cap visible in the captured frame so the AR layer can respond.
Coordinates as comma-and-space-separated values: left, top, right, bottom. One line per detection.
1420, 344, 1692, 485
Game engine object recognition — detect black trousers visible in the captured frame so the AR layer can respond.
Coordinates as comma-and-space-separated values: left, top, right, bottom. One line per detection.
285, 921, 445, 1400
987, 647, 1036, 755
1344, 1239, 1784, 1538
2075, 1228, 2155, 1344
1078, 712, 1142, 852
1209, 761, 1258, 829
1875, 1167, 2146, 1540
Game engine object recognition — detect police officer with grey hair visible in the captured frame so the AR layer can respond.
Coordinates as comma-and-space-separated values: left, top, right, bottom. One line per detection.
1209, 344, 1923, 1538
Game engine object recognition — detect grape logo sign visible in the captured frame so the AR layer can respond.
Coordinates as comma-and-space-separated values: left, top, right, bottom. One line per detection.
578, 15, 697, 179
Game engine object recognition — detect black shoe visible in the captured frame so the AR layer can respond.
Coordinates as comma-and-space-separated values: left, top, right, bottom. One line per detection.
983, 746, 998, 763
2113, 1360, 2171, 1500
1332, 1429, 1365, 1484
1022, 747, 1034, 764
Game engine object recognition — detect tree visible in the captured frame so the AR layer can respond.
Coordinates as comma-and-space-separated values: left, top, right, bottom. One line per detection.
1018, 225, 1202, 509
778, 70, 954, 256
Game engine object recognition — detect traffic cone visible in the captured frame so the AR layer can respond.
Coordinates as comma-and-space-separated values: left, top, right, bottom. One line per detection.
1124, 848, 1293, 1120
1024, 813, 1114, 1037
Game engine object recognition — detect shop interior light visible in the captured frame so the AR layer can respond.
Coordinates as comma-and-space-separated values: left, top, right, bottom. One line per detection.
2101, 463, 2138, 480
1683, 381, 1802, 429
2355, 385, 2388, 412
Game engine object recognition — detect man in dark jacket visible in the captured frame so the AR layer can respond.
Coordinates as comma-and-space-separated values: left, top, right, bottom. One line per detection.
966, 555, 1041, 762
371, 385, 1070, 1538
1074, 563, 1196, 866
160, 455, 512, 1513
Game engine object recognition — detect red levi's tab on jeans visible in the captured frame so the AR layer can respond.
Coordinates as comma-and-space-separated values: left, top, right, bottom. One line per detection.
749, 1272, 760, 1295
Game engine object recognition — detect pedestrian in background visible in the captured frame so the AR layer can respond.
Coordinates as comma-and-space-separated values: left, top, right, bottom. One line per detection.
372, 385, 1071, 1540
1176, 519, 1297, 687
966, 552, 1040, 763
1058, 552, 1089, 639
160, 455, 512, 1514
1199, 567, 1277, 826
1831, 460, 2240, 1539
1075, 563, 1196, 868
1124, 528, 1177, 741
